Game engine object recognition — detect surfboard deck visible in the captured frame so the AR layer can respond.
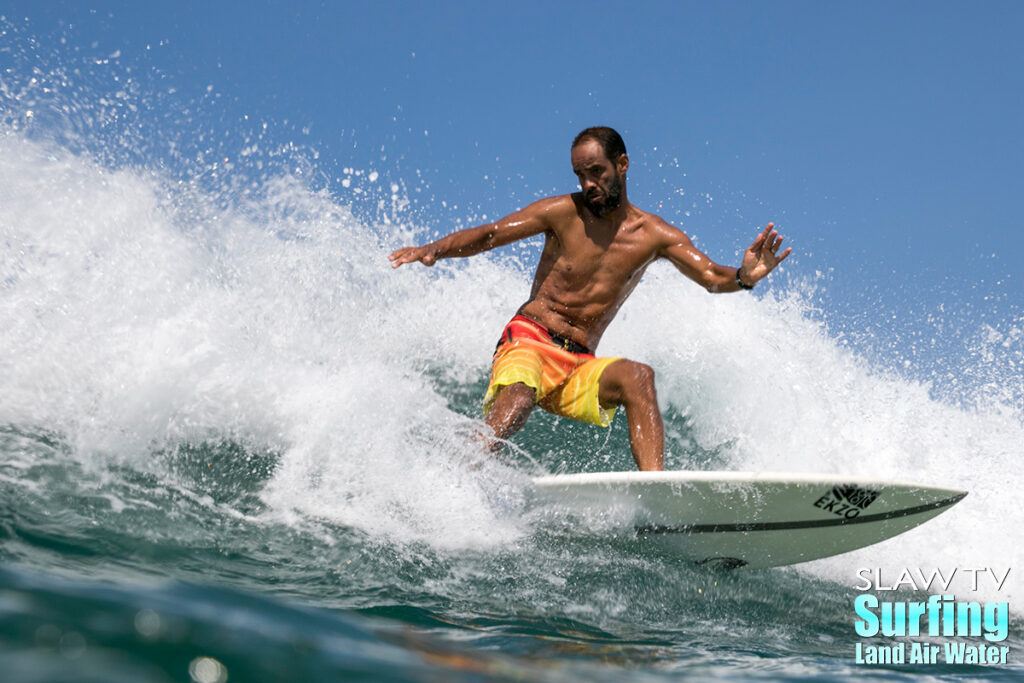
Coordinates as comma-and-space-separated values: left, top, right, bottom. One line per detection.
531, 471, 967, 569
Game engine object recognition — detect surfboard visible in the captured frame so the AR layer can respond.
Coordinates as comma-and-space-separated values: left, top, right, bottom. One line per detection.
531, 471, 967, 569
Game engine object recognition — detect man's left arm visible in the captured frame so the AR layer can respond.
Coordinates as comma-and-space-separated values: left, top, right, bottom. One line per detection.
658, 222, 792, 293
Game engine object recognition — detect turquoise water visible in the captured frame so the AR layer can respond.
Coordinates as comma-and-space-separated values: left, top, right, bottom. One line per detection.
2, 427, 1021, 681
2, 27, 1023, 681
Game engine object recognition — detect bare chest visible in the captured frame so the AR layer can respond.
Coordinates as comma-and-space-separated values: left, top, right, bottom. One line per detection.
546, 222, 656, 287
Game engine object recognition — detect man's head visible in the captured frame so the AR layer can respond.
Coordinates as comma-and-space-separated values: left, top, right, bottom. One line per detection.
571, 127, 629, 216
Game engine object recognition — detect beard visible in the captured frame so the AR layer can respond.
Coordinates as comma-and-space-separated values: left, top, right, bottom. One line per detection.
584, 172, 623, 216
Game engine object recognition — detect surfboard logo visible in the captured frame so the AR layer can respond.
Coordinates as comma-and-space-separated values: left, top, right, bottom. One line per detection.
813, 485, 881, 519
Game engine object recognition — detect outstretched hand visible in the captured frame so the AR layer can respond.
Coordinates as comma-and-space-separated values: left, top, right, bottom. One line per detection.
739, 223, 792, 285
389, 245, 437, 268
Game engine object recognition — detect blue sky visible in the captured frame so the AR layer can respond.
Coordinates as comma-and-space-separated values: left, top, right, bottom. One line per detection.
4, 1, 1022, 362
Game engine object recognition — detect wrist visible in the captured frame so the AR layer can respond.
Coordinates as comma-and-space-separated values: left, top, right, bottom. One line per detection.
735, 267, 754, 290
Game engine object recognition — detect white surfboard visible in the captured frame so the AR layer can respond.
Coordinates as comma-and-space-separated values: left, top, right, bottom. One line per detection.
531, 471, 966, 569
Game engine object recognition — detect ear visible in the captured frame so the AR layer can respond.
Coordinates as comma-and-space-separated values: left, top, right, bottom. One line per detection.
616, 153, 629, 175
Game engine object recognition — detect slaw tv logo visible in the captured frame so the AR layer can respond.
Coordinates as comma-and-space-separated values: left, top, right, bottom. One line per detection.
813, 485, 880, 519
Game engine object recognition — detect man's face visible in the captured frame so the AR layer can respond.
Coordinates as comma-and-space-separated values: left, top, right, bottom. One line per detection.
571, 139, 626, 216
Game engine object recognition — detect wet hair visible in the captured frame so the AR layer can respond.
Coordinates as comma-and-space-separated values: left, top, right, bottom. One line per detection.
572, 126, 627, 163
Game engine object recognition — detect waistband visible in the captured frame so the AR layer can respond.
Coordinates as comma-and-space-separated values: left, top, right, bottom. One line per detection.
508, 315, 592, 355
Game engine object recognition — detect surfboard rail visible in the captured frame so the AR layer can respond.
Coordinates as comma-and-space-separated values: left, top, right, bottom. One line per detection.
531, 471, 967, 569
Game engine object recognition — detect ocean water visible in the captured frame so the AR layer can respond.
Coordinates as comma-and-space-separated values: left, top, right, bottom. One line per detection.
2, 27, 1023, 682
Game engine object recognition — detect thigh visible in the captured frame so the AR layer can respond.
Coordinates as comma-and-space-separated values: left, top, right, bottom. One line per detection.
489, 381, 536, 416
541, 356, 621, 427
484, 343, 545, 410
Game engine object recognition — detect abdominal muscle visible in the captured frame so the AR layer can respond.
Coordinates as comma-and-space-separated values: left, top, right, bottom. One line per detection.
514, 201, 659, 351
517, 261, 646, 352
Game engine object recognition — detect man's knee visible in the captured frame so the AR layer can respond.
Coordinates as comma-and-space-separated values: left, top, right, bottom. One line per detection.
617, 360, 656, 393
602, 359, 656, 405
503, 378, 536, 401
630, 362, 656, 390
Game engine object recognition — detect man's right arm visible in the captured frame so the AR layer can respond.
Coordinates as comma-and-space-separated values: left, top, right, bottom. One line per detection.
388, 196, 568, 268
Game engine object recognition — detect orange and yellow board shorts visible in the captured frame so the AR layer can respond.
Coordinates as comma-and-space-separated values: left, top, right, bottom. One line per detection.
483, 315, 620, 427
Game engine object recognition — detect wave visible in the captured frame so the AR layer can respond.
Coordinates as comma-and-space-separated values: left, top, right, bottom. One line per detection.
2, 23, 1021, 604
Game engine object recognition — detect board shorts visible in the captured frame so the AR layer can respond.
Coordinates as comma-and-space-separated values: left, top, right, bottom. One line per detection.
483, 315, 620, 427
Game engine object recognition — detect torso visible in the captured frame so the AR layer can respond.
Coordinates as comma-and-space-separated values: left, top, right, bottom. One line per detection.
518, 194, 664, 350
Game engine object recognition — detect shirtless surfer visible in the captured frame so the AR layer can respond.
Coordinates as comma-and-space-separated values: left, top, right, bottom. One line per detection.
389, 127, 791, 471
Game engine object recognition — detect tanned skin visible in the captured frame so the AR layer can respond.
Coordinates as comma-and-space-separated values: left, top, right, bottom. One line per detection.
389, 137, 791, 470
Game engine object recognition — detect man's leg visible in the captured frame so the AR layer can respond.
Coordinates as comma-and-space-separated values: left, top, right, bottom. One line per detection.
598, 359, 664, 471
484, 382, 536, 451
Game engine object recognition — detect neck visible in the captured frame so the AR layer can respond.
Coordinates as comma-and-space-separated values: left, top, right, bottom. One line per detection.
597, 195, 631, 221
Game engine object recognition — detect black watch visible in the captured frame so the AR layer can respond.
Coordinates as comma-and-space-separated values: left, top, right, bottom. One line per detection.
735, 269, 754, 290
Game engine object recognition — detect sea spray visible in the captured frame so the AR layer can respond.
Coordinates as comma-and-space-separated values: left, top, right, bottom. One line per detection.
0, 130, 532, 550
3, 125, 1023, 593
2, 20, 1022, 678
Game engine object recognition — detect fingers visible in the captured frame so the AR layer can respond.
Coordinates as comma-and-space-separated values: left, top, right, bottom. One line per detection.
747, 222, 793, 275
761, 229, 792, 268
388, 247, 410, 261
750, 222, 775, 251
757, 223, 789, 259
388, 246, 436, 268
389, 247, 420, 268
388, 248, 410, 268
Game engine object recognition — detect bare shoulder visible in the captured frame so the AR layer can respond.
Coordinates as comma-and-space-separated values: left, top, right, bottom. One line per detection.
512, 193, 580, 232
531, 193, 579, 221
638, 211, 694, 250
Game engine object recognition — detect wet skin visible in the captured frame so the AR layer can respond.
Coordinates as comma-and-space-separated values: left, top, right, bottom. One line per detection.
389, 139, 791, 470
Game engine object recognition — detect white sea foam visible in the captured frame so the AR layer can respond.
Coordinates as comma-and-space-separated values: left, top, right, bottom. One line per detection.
0, 130, 527, 549
1, 125, 1021, 590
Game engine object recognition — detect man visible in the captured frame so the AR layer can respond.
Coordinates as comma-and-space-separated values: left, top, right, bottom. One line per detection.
389, 127, 791, 471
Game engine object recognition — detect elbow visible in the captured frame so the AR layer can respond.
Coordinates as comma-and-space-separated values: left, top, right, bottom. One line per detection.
452, 226, 496, 257
702, 269, 729, 294
480, 225, 502, 252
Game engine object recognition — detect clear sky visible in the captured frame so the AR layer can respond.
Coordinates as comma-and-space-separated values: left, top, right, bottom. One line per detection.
3, 1, 1022, 367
